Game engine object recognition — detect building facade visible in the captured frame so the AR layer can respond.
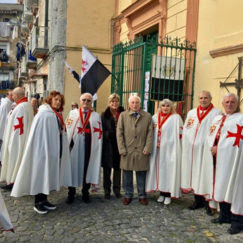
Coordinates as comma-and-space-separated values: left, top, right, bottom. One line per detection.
0, 3, 23, 99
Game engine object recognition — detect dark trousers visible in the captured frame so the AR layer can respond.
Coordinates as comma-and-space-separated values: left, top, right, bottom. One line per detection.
68, 130, 91, 198
194, 194, 206, 205
103, 167, 121, 195
160, 192, 171, 197
35, 193, 47, 204
122, 170, 147, 199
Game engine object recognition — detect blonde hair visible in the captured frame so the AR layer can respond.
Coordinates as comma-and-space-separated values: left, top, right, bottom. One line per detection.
158, 99, 175, 114
108, 93, 120, 104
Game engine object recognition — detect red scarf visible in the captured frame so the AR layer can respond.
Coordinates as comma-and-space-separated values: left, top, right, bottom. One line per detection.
50, 106, 65, 128
16, 97, 28, 106
197, 104, 214, 124
157, 112, 172, 147
79, 108, 92, 130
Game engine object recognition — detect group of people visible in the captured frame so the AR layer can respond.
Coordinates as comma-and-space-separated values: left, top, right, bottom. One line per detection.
0, 88, 242, 236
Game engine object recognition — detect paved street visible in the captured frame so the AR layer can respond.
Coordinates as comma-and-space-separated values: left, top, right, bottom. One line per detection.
1, 183, 243, 242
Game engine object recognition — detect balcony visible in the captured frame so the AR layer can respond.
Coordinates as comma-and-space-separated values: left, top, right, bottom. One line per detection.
0, 81, 17, 90
19, 56, 28, 78
23, 0, 33, 23
26, 50, 37, 68
0, 50, 9, 63
31, 26, 49, 59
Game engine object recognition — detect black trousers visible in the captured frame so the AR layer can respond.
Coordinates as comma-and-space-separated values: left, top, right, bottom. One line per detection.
35, 193, 47, 204
194, 194, 206, 205
160, 192, 171, 197
219, 202, 243, 229
103, 167, 121, 195
68, 130, 91, 198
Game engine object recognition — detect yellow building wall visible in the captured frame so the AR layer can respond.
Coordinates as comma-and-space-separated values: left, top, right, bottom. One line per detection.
166, 0, 187, 39
194, 0, 243, 111
64, 0, 115, 117
118, 0, 132, 13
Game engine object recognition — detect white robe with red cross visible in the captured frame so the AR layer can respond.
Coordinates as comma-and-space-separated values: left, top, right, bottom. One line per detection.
181, 105, 221, 194
11, 104, 72, 197
66, 108, 102, 188
0, 99, 33, 185
146, 113, 183, 197
0, 190, 13, 231
0, 97, 13, 159
199, 113, 243, 215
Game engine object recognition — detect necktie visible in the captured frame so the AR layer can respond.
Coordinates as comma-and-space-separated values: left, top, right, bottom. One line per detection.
134, 112, 138, 118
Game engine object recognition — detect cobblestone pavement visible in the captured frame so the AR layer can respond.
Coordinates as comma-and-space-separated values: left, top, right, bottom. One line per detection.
1, 184, 243, 243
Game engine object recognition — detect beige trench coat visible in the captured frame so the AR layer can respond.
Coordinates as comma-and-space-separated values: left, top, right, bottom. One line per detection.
116, 109, 153, 171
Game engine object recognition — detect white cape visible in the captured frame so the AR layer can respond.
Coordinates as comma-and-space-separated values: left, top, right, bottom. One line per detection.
0, 101, 33, 184
66, 109, 102, 187
199, 113, 243, 215
0, 190, 13, 231
0, 97, 13, 159
11, 104, 72, 197
181, 107, 221, 193
146, 114, 183, 198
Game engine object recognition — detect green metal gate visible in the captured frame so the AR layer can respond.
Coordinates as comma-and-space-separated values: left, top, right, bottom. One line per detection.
111, 36, 197, 116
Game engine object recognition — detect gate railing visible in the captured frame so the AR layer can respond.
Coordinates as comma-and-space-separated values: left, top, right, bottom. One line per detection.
111, 36, 196, 116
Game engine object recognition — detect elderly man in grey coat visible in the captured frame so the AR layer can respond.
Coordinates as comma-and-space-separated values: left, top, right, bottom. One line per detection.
117, 94, 153, 205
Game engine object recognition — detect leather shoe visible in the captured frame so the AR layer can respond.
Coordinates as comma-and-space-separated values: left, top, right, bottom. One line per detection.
188, 201, 204, 210
227, 227, 243, 235
1, 184, 13, 190
139, 198, 148, 205
123, 198, 132, 205
82, 196, 91, 203
66, 196, 74, 204
211, 217, 231, 224
114, 193, 122, 198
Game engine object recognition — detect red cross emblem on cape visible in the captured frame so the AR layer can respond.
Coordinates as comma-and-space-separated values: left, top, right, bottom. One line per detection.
93, 121, 102, 139
226, 124, 243, 148
14, 116, 24, 135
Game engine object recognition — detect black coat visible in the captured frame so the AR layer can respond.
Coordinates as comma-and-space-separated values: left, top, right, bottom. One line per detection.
101, 106, 124, 169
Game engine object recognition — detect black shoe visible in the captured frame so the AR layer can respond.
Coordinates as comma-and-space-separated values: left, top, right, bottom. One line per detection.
188, 201, 204, 210
33, 203, 48, 214
211, 217, 231, 224
66, 196, 74, 204
228, 227, 243, 235
42, 201, 56, 210
1, 184, 13, 190
82, 196, 91, 203
114, 192, 122, 198
104, 194, 111, 200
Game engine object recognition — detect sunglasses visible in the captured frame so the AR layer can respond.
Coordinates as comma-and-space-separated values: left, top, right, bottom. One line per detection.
82, 99, 91, 102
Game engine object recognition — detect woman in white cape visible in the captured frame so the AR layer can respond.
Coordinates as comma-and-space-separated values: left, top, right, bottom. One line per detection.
146, 99, 183, 205
11, 91, 72, 214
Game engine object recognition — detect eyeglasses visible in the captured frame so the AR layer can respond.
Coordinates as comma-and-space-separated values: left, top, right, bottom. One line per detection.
82, 99, 91, 102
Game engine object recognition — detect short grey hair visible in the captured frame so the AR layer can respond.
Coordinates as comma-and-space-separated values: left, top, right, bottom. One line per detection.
128, 93, 141, 103
80, 93, 93, 102
222, 93, 239, 103
158, 99, 175, 114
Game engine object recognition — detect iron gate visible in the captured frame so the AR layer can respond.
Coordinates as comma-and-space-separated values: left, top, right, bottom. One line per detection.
111, 36, 197, 116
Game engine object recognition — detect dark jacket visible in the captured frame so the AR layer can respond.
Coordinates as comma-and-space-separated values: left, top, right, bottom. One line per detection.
101, 106, 124, 169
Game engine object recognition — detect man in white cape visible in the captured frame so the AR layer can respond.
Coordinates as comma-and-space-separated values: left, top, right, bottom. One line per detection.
199, 93, 243, 235
0, 190, 13, 232
66, 93, 102, 204
0, 90, 13, 161
11, 91, 72, 214
0, 87, 33, 189
181, 90, 221, 211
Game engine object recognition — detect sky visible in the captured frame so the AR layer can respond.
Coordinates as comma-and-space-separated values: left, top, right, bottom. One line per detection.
0, 0, 17, 3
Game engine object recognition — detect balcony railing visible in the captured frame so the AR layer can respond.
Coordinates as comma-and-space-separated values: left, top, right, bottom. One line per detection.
26, 49, 37, 68
19, 56, 28, 78
0, 81, 17, 90
0, 50, 9, 62
31, 26, 49, 58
